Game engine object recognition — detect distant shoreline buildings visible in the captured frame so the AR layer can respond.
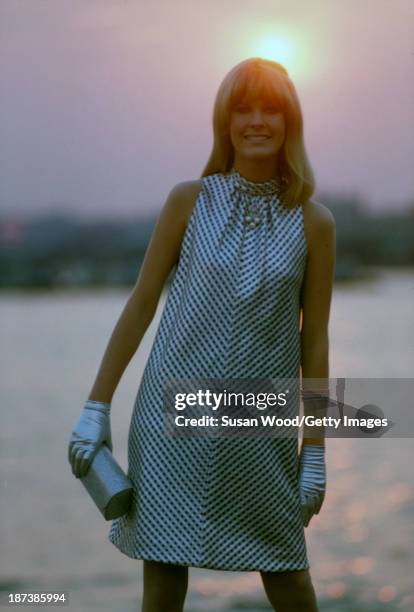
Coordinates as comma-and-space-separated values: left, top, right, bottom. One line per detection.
1, 195, 413, 289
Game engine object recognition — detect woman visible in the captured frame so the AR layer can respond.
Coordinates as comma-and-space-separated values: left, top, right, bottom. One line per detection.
68, 57, 336, 612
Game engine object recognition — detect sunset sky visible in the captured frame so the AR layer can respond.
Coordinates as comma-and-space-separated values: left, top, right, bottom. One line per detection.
1, 0, 413, 218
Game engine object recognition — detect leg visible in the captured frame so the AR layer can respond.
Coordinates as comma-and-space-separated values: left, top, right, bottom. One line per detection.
260, 568, 319, 612
141, 559, 189, 612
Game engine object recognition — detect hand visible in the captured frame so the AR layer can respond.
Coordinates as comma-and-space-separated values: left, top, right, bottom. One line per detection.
68, 400, 112, 478
298, 444, 326, 527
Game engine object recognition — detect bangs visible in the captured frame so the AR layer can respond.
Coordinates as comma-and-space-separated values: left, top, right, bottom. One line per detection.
229, 65, 288, 112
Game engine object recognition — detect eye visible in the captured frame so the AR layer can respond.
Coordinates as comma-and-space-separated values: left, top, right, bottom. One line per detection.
234, 105, 249, 113
263, 106, 280, 114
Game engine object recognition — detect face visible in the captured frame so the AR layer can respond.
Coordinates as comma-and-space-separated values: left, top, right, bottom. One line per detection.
229, 97, 285, 164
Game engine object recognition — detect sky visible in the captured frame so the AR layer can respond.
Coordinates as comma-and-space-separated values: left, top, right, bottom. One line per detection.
1, 0, 413, 218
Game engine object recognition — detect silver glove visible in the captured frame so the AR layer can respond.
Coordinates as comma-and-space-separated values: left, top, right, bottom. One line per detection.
68, 400, 112, 478
298, 444, 326, 527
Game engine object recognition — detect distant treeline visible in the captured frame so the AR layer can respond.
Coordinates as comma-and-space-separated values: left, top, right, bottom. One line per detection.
1, 195, 413, 288
322, 195, 414, 279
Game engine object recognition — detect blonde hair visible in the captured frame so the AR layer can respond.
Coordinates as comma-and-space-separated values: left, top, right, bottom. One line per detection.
201, 57, 315, 209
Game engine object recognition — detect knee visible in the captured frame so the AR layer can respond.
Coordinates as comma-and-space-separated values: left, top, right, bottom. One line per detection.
286, 570, 312, 590
261, 569, 317, 609
262, 568, 311, 590
142, 560, 188, 612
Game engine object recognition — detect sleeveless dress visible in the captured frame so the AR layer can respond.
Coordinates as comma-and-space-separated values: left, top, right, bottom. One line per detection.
108, 168, 309, 572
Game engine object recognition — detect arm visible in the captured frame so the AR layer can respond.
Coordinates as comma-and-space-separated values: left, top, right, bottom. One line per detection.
87, 180, 202, 404
300, 199, 336, 447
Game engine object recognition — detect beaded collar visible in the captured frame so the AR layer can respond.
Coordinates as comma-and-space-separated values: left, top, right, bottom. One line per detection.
229, 168, 281, 198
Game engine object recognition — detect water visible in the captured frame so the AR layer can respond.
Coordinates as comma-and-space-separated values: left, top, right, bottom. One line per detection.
1, 268, 414, 611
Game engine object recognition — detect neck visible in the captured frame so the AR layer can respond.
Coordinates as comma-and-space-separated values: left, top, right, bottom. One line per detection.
232, 157, 279, 182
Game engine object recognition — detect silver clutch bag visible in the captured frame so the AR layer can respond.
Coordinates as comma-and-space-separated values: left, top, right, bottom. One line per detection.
80, 444, 133, 520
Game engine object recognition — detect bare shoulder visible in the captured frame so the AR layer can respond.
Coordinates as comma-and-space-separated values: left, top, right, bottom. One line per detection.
302, 198, 336, 245
302, 198, 335, 230
168, 179, 203, 228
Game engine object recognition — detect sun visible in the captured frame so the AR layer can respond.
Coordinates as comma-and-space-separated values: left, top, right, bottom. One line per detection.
244, 27, 315, 83
255, 34, 294, 67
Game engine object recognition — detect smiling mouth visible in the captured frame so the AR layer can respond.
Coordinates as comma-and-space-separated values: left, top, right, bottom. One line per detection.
244, 135, 271, 141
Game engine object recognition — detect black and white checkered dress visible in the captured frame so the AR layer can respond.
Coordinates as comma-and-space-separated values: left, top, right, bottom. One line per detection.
108, 169, 309, 572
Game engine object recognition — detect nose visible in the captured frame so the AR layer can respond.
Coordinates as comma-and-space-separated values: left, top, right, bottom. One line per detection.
249, 107, 265, 124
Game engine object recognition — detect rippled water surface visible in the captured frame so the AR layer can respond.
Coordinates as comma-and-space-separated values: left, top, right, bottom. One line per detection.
2, 268, 414, 611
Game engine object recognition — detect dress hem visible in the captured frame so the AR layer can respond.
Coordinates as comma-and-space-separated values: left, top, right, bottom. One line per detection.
108, 534, 310, 573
